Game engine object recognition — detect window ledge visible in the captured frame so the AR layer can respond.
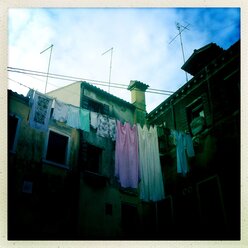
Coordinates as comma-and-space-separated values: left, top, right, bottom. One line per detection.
42, 159, 70, 170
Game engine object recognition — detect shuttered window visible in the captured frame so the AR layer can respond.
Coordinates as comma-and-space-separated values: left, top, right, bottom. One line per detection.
81, 96, 109, 115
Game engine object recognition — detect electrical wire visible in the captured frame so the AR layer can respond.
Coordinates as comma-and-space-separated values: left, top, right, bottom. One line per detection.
8, 77, 149, 112
8, 77, 34, 91
8, 77, 81, 100
7, 67, 174, 95
7, 68, 173, 95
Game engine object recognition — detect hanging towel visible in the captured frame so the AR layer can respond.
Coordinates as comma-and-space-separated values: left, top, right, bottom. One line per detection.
115, 121, 140, 189
90, 111, 98, 129
67, 105, 80, 129
29, 91, 53, 131
52, 99, 69, 122
138, 124, 165, 202
79, 108, 90, 132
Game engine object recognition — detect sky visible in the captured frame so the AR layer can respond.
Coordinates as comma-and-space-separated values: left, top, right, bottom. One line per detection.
8, 8, 240, 113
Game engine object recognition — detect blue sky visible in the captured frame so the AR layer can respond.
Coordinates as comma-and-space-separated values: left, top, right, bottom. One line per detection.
8, 8, 240, 112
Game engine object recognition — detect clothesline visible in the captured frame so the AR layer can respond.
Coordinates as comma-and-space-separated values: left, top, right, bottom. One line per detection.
27, 89, 136, 141
27, 89, 166, 140
28, 89, 196, 148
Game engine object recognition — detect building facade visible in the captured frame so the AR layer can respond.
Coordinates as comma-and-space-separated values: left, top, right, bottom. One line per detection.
47, 80, 154, 239
147, 40, 240, 239
8, 39, 240, 240
8, 90, 81, 239
9, 80, 154, 239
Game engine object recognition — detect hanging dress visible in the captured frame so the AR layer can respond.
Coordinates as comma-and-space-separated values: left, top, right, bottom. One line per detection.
137, 124, 165, 202
115, 121, 139, 188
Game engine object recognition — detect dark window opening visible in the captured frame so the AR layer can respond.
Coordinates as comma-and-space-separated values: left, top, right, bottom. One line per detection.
81, 96, 109, 115
85, 143, 102, 173
8, 114, 19, 151
88, 99, 103, 113
191, 105, 205, 119
46, 130, 69, 165
187, 98, 205, 123
105, 203, 113, 216
121, 203, 139, 236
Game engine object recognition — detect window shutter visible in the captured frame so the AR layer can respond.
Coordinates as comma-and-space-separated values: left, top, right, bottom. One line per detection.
81, 96, 89, 110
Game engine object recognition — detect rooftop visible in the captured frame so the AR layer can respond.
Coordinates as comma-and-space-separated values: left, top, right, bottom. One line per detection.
181, 42, 224, 76
147, 39, 240, 120
80, 81, 135, 109
8, 89, 30, 104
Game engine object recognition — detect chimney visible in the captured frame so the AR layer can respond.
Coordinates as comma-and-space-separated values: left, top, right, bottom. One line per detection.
128, 80, 149, 125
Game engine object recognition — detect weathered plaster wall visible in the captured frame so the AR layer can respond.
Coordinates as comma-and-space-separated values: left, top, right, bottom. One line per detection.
47, 82, 81, 107
8, 92, 81, 238
78, 183, 122, 238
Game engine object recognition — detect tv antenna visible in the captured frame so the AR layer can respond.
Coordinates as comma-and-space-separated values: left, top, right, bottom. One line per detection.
169, 22, 190, 82
40, 44, 53, 93
102, 47, 113, 93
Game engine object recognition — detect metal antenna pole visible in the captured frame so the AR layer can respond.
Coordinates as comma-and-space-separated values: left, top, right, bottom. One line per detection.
176, 23, 188, 82
102, 47, 113, 93
169, 22, 190, 83
40, 44, 53, 93
109, 48, 113, 93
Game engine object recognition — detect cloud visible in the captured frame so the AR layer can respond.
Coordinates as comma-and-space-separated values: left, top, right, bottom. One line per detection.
8, 8, 240, 112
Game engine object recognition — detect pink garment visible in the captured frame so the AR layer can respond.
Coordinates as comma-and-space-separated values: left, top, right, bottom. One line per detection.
115, 121, 140, 188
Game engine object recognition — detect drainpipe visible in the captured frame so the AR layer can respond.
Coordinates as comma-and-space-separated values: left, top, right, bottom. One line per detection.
205, 67, 214, 126
170, 99, 176, 129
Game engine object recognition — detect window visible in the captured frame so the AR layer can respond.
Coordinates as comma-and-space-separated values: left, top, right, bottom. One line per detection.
8, 114, 21, 153
44, 129, 70, 168
121, 203, 139, 237
186, 97, 205, 135
187, 97, 205, 122
81, 96, 109, 115
85, 143, 102, 173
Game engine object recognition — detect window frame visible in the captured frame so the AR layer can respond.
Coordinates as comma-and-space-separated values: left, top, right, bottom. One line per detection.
186, 97, 205, 124
8, 113, 22, 153
43, 128, 71, 169
81, 95, 109, 115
